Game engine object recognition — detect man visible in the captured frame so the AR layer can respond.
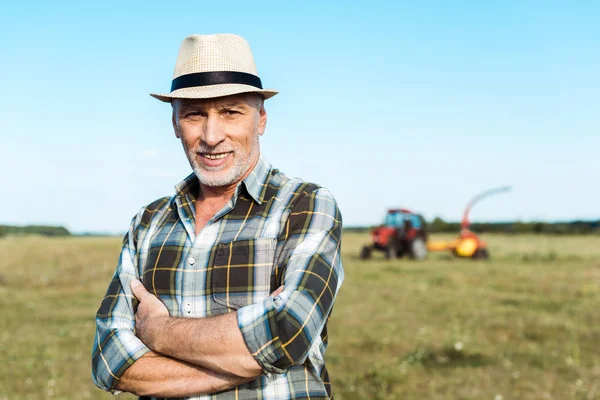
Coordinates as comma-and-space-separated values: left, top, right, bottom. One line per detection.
91, 33, 344, 399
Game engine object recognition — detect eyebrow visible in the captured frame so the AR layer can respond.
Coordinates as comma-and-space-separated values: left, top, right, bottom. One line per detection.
177, 99, 248, 113
177, 104, 203, 114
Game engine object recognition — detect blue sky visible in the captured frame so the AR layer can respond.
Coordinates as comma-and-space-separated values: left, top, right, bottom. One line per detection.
1, 1, 598, 233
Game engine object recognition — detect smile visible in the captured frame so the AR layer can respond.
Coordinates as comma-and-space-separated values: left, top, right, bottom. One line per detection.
201, 152, 232, 160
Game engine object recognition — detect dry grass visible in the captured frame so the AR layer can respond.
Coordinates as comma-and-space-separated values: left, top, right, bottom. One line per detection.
1, 233, 599, 399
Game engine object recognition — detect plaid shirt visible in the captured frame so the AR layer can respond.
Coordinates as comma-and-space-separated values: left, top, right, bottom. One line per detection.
92, 156, 344, 399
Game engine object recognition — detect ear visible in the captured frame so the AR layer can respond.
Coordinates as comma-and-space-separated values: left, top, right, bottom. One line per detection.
257, 106, 267, 137
172, 111, 181, 139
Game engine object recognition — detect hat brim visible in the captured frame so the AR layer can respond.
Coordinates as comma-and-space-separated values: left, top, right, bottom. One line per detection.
150, 83, 278, 103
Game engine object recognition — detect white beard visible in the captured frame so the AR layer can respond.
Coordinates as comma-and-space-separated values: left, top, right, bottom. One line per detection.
187, 134, 260, 188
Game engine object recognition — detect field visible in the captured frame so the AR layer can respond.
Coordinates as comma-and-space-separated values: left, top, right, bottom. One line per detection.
1, 233, 599, 399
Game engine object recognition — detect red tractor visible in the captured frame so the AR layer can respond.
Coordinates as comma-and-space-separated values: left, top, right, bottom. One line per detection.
360, 209, 428, 260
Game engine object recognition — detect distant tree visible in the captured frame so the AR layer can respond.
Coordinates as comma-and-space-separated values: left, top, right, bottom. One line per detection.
533, 222, 545, 234
430, 217, 447, 233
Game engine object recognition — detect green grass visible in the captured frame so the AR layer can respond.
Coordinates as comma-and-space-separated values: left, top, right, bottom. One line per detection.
1, 234, 599, 399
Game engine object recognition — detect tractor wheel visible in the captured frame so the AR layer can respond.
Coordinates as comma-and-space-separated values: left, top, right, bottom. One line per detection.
472, 248, 490, 260
360, 245, 372, 260
409, 237, 428, 260
385, 238, 399, 259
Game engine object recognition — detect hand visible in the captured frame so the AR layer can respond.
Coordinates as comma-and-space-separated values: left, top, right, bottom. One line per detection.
131, 279, 170, 350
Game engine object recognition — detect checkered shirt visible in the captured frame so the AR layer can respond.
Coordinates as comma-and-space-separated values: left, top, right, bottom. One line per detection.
92, 156, 344, 399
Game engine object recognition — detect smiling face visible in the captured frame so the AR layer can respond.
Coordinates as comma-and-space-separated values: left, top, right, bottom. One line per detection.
172, 93, 267, 188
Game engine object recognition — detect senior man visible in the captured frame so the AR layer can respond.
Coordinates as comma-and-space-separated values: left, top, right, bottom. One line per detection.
91, 34, 344, 399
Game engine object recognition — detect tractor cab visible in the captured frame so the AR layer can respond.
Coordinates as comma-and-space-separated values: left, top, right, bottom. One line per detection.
385, 209, 424, 231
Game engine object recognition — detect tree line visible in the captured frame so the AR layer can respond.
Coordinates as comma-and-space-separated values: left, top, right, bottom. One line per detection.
427, 218, 600, 235
1, 219, 599, 238
345, 218, 600, 235
0, 225, 71, 237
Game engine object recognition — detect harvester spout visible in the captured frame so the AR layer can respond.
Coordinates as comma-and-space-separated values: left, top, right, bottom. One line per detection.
461, 186, 512, 230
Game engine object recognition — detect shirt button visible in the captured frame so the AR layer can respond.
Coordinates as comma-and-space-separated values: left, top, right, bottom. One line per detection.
184, 303, 192, 313
188, 257, 195, 265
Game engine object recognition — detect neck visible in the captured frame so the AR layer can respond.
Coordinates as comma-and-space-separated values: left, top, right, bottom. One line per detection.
193, 156, 260, 235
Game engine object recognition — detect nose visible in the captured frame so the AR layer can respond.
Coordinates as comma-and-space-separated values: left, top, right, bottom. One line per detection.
202, 114, 225, 148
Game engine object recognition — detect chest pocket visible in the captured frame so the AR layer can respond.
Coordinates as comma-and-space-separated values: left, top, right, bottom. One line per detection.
212, 237, 277, 310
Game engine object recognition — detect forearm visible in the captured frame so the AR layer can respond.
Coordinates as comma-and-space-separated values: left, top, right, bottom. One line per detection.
116, 351, 253, 397
153, 312, 262, 378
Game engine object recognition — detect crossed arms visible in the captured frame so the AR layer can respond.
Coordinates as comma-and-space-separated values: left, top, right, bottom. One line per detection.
91, 188, 343, 398
113, 282, 274, 397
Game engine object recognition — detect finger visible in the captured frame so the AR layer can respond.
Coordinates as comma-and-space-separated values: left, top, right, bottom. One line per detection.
270, 285, 284, 298
130, 279, 150, 301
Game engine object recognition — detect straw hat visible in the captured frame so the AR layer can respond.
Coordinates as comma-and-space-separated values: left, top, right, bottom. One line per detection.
150, 34, 278, 102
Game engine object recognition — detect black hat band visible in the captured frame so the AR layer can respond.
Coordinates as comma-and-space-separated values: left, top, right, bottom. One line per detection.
171, 71, 263, 92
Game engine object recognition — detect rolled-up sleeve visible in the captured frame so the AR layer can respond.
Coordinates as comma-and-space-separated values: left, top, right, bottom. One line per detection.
237, 187, 344, 374
91, 215, 151, 392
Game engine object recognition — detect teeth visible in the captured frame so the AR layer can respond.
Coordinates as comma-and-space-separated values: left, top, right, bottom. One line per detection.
204, 153, 229, 160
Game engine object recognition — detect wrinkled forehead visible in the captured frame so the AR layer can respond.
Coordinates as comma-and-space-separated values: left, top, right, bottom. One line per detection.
172, 93, 263, 111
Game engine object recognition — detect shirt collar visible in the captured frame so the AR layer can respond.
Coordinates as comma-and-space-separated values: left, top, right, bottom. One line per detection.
241, 154, 271, 205
174, 154, 272, 205
174, 172, 199, 200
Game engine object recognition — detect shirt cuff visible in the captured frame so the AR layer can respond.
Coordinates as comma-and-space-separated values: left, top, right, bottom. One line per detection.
94, 329, 152, 393
237, 299, 287, 375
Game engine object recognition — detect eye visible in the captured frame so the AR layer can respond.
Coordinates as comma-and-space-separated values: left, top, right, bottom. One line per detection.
223, 109, 240, 116
183, 111, 204, 118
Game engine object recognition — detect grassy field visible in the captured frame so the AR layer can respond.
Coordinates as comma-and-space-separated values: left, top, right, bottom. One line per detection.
1, 233, 599, 399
